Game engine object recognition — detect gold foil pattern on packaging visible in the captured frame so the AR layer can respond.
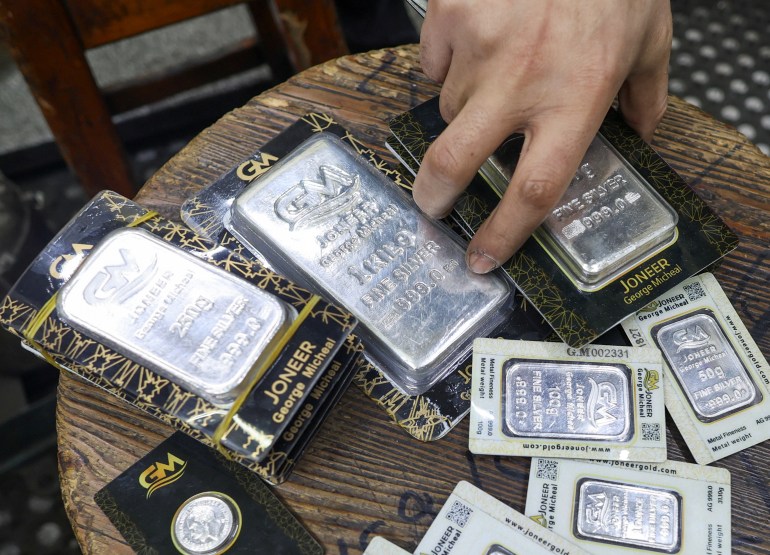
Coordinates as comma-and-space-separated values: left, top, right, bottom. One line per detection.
57, 228, 294, 406
502, 361, 633, 441
227, 133, 511, 395
653, 310, 761, 422
574, 479, 682, 552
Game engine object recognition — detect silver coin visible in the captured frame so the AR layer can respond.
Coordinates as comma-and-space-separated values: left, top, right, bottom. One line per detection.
480, 133, 678, 290
227, 132, 511, 395
57, 227, 294, 406
503, 360, 633, 441
574, 479, 681, 552
172, 492, 240, 555
486, 544, 517, 555
653, 310, 761, 422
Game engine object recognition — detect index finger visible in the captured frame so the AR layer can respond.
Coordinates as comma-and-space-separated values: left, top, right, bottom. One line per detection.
412, 97, 518, 219
466, 120, 598, 274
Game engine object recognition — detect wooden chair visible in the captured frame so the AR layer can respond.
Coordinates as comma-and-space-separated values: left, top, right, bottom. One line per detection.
0, 0, 348, 198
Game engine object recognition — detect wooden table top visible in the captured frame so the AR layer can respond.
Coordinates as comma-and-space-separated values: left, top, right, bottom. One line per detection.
57, 44, 770, 554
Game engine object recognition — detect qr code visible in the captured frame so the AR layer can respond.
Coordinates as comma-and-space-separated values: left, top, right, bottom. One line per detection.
642, 423, 661, 442
536, 459, 559, 481
446, 500, 473, 528
683, 281, 706, 302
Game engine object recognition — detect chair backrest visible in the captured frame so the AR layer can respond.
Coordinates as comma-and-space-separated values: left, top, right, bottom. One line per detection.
0, 0, 348, 197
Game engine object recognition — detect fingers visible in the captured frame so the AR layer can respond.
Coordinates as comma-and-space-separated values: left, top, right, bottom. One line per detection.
419, 5, 452, 83
465, 120, 598, 273
412, 97, 515, 219
618, 6, 672, 142
618, 68, 670, 142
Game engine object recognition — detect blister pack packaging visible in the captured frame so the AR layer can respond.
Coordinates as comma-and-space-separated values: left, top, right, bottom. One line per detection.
181, 113, 553, 441
525, 457, 731, 554
470, 338, 667, 462
414, 481, 593, 555
0, 191, 359, 484
388, 96, 739, 348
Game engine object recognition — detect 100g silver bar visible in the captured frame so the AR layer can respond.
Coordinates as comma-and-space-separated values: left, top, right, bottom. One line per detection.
57, 228, 293, 406
503, 360, 633, 442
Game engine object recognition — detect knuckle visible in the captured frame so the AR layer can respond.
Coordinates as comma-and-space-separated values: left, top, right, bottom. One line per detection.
425, 138, 464, 185
517, 178, 564, 212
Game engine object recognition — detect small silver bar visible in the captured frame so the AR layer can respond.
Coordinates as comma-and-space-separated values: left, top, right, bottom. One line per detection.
575, 479, 682, 552
503, 361, 633, 441
653, 310, 760, 421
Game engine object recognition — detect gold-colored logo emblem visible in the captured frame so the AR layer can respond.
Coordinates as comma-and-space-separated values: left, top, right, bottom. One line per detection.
639, 300, 660, 313
49, 243, 93, 279
644, 369, 660, 391
139, 452, 186, 499
236, 152, 279, 182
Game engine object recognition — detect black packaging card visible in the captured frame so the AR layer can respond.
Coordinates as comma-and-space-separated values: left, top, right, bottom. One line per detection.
95, 432, 323, 555
389, 96, 739, 347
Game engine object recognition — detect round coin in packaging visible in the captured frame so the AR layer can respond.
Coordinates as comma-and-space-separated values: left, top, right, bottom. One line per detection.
171, 492, 241, 555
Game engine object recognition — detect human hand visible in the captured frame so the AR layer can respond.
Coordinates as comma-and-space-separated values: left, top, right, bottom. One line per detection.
412, 0, 672, 273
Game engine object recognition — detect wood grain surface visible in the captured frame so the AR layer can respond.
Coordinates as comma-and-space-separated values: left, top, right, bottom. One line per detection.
57, 44, 770, 554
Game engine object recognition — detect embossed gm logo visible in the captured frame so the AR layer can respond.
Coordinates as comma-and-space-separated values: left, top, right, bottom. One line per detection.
587, 378, 618, 428
274, 165, 360, 229
672, 324, 710, 352
139, 452, 186, 499
82, 248, 157, 305
584, 491, 609, 527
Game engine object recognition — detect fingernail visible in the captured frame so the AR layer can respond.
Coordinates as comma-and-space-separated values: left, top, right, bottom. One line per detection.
467, 250, 500, 274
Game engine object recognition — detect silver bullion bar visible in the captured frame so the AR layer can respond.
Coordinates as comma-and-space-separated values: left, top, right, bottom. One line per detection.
227, 132, 510, 394
481, 133, 678, 289
486, 545, 517, 555
503, 361, 633, 441
653, 310, 760, 421
575, 479, 681, 553
540, 135, 677, 287
57, 227, 293, 406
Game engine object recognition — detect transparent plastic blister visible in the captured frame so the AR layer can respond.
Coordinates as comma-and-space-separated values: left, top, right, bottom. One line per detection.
482, 133, 679, 291
57, 228, 296, 407
225, 132, 513, 395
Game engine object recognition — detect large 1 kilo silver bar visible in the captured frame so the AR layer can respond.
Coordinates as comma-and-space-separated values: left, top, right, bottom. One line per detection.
227, 133, 511, 395
57, 228, 293, 406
